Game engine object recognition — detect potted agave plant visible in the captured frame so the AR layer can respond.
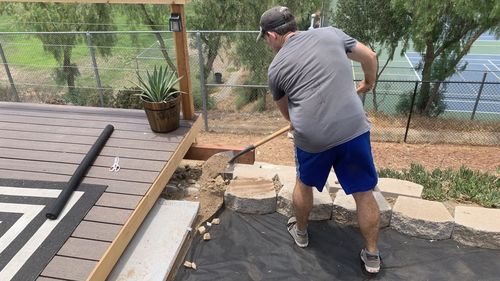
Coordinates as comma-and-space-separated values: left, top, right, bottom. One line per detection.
133, 65, 183, 133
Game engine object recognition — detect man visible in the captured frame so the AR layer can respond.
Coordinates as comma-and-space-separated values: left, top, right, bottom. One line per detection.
257, 6, 381, 274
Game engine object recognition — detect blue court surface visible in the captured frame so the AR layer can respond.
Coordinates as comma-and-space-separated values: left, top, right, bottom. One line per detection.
405, 52, 500, 114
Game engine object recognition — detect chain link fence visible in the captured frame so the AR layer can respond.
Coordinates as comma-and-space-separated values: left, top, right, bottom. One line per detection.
0, 30, 200, 109
0, 30, 499, 145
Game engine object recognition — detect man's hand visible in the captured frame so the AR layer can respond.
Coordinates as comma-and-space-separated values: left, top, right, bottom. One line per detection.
356, 79, 374, 94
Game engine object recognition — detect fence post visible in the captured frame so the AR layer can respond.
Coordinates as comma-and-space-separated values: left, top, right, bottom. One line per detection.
86, 32, 105, 107
471, 72, 488, 121
196, 31, 209, 131
404, 81, 419, 143
0, 42, 20, 102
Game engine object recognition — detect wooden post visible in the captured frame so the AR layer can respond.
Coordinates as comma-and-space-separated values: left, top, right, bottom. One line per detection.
171, 4, 195, 120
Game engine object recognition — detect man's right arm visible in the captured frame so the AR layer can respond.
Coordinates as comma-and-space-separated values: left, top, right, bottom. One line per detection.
275, 95, 290, 122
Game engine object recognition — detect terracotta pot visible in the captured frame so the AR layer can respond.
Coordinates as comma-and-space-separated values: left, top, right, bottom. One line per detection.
142, 93, 181, 133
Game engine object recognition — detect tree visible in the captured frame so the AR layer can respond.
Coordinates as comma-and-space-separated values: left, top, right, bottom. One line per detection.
392, 0, 500, 115
188, 0, 324, 108
188, 0, 243, 78
333, 0, 410, 111
234, 1, 325, 106
118, 4, 177, 72
9, 3, 116, 95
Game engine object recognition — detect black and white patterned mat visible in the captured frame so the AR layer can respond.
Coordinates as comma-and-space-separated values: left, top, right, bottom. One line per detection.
0, 178, 106, 281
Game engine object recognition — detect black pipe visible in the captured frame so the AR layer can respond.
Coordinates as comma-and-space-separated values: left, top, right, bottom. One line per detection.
46, 124, 114, 220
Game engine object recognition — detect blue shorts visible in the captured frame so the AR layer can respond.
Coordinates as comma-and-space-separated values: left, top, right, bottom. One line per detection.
295, 131, 378, 194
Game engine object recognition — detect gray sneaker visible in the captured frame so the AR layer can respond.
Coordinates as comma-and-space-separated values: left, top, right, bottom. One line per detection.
287, 217, 308, 247
360, 248, 381, 274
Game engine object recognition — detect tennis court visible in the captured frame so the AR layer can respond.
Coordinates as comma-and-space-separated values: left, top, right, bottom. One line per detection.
352, 34, 500, 116
405, 52, 500, 114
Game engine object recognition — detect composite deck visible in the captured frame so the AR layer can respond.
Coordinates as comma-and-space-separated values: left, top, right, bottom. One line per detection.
0, 102, 202, 280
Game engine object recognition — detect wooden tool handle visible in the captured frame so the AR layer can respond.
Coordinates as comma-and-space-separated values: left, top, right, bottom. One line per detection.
253, 124, 292, 147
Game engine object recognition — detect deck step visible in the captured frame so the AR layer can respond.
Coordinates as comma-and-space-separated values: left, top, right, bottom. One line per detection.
108, 199, 199, 281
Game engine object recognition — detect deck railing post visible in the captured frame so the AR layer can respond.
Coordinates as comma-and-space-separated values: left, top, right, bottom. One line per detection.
86, 32, 105, 107
0, 41, 20, 102
471, 72, 488, 121
196, 31, 209, 131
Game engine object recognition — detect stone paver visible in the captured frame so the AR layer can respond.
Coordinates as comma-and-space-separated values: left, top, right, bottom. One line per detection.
228, 163, 499, 249
224, 178, 276, 214
452, 206, 500, 250
276, 177, 333, 220
391, 196, 454, 240
108, 199, 199, 281
332, 190, 392, 227
375, 178, 423, 198
232, 162, 295, 182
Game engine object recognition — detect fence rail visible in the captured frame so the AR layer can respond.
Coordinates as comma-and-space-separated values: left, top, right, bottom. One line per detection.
0, 30, 498, 146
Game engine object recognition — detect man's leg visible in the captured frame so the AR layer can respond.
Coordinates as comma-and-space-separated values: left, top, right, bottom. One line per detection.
352, 190, 380, 253
292, 177, 313, 231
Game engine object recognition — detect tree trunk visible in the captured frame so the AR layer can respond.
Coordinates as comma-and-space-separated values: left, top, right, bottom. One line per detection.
63, 46, 75, 92
419, 40, 435, 114
423, 81, 442, 114
372, 55, 394, 112
203, 36, 221, 79
140, 4, 177, 73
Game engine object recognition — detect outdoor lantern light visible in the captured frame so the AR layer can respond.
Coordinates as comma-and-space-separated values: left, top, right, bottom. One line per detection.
169, 13, 182, 32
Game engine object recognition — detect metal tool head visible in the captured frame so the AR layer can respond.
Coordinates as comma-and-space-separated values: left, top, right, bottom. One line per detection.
202, 151, 237, 181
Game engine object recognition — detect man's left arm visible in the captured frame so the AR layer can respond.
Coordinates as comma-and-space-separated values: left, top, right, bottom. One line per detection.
347, 42, 377, 93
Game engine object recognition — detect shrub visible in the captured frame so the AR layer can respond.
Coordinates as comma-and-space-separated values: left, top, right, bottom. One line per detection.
63, 86, 114, 107
115, 87, 143, 109
378, 164, 499, 208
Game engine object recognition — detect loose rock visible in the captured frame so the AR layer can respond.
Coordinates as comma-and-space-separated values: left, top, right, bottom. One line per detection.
203, 233, 211, 241
198, 226, 206, 235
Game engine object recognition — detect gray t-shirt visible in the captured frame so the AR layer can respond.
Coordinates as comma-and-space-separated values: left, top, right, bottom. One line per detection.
268, 27, 371, 153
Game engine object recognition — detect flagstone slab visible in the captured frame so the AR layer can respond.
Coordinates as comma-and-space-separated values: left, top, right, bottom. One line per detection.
391, 196, 454, 240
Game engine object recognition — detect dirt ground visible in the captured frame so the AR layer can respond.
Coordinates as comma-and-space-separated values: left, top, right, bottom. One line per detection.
162, 128, 498, 225
163, 109, 498, 223
196, 131, 500, 174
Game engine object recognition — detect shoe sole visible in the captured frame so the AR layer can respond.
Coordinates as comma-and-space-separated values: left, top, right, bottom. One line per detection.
359, 256, 381, 275
295, 241, 308, 248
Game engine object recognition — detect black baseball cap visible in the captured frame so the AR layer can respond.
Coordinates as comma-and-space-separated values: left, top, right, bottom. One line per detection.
256, 6, 296, 41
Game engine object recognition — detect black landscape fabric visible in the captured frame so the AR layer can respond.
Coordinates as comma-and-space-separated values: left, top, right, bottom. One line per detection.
0, 178, 106, 281
176, 208, 500, 281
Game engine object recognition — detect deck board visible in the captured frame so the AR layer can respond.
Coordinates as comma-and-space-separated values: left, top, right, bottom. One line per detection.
73, 221, 122, 242
0, 169, 151, 195
0, 160, 158, 184
58, 238, 110, 261
41, 256, 96, 281
95, 193, 142, 210
0, 148, 165, 171
0, 121, 190, 141
0, 129, 181, 150
84, 206, 132, 225
0, 102, 202, 281
0, 138, 179, 154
